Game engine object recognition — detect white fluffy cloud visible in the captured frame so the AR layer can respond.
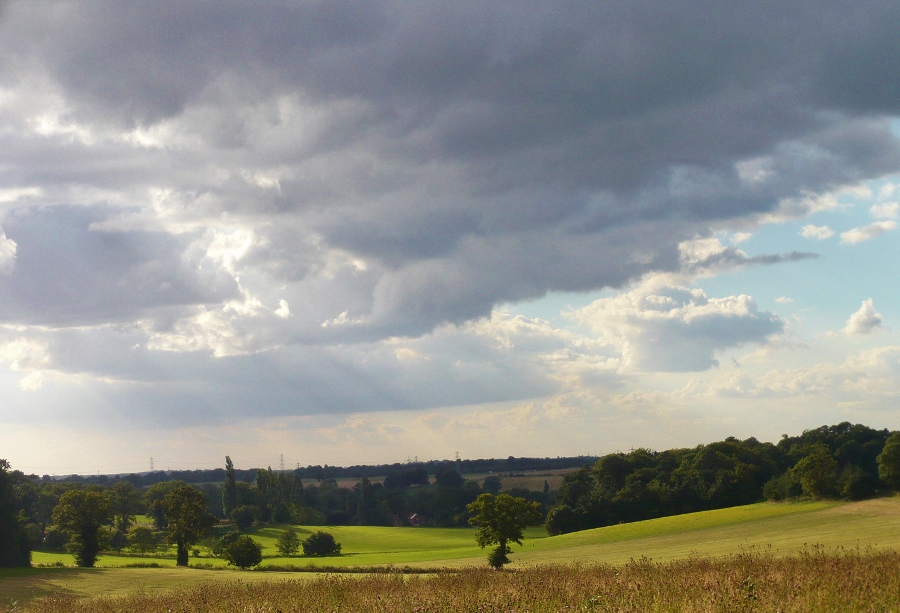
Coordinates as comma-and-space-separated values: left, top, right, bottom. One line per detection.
870, 202, 900, 219
800, 224, 835, 240
569, 277, 783, 372
840, 221, 897, 244
844, 299, 883, 336
0, 229, 15, 275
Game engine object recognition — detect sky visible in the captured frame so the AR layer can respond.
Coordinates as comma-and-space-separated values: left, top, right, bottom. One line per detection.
2, 1, 900, 475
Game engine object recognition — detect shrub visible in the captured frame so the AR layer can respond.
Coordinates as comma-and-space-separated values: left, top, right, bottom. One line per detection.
126, 526, 158, 554
222, 535, 263, 569
302, 531, 341, 557
276, 527, 300, 556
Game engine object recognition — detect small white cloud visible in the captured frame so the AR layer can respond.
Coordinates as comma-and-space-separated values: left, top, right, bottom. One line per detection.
799, 224, 835, 240
879, 183, 896, 199
731, 232, 752, 244
0, 229, 16, 275
775, 296, 794, 304
274, 299, 291, 318
844, 299, 883, 336
840, 221, 897, 244
870, 202, 900, 219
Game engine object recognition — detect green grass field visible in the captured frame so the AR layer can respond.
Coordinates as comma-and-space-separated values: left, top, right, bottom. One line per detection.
4, 496, 899, 605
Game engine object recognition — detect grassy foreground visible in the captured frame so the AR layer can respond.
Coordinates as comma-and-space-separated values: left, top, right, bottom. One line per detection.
20, 549, 900, 612
4, 497, 899, 607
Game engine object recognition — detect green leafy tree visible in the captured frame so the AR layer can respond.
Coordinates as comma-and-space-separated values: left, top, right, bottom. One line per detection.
126, 526, 158, 554
302, 530, 341, 556
223, 534, 263, 569
792, 446, 838, 498
877, 432, 900, 489
276, 526, 300, 556
51, 489, 111, 567
223, 456, 238, 519
467, 493, 541, 568
144, 480, 185, 529
108, 481, 143, 534
0, 460, 31, 567
162, 485, 217, 566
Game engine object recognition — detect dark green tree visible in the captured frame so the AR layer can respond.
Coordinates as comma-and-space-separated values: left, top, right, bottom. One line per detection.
482, 476, 503, 494
467, 493, 541, 568
877, 432, 900, 489
230, 505, 258, 530
51, 489, 111, 567
0, 460, 31, 567
792, 445, 838, 498
144, 480, 185, 529
435, 467, 464, 488
222, 534, 263, 569
302, 530, 341, 556
223, 456, 238, 519
162, 485, 217, 566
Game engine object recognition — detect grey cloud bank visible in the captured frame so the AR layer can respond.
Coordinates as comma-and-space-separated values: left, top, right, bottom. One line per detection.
0, 1, 899, 429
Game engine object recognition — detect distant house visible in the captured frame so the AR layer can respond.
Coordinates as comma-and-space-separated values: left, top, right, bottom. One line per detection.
408, 513, 425, 526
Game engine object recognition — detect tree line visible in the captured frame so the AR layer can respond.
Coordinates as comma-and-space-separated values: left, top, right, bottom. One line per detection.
48, 454, 599, 487
3, 422, 899, 568
546, 422, 900, 535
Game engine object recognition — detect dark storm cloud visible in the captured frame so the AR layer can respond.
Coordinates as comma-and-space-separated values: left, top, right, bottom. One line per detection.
1, 0, 900, 336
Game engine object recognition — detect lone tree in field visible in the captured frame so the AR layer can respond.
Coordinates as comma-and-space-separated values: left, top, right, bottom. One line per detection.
276, 526, 301, 556
302, 530, 341, 556
467, 493, 541, 569
223, 534, 263, 569
163, 485, 217, 566
52, 489, 112, 567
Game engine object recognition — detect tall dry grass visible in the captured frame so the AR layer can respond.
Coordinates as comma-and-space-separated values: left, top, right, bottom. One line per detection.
23, 547, 900, 612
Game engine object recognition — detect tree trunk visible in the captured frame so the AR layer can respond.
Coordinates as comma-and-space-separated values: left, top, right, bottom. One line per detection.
176, 540, 189, 566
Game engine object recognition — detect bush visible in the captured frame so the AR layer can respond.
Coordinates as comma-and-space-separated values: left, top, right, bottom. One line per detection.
126, 526, 158, 554
212, 530, 241, 558
276, 527, 300, 556
302, 531, 341, 557
222, 534, 263, 569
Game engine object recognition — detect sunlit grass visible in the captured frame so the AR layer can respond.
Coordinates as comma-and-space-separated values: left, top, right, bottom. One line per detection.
10, 495, 899, 608
19, 549, 900, 612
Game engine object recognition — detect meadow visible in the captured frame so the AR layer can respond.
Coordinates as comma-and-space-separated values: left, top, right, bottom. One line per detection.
17, 549, 900, 612
4, 496, 900, 609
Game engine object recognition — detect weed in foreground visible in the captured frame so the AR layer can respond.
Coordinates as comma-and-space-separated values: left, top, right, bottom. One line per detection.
22, 548, 900, 612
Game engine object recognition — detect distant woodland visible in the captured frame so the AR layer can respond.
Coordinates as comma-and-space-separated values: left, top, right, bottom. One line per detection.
2, 422, 900, 567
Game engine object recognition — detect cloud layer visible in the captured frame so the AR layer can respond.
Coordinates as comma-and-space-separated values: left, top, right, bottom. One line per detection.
0, 1, 899, 458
